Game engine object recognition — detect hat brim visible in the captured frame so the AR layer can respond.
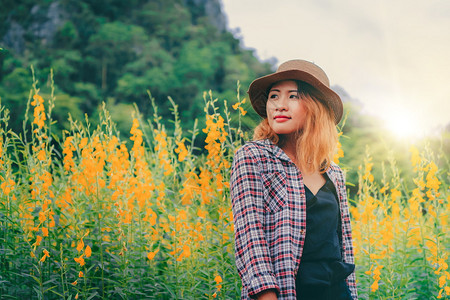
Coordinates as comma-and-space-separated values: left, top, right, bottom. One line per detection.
248, 70, 343, 124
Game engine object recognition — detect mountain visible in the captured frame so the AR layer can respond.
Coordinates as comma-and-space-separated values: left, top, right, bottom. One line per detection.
0, 0, 273, 135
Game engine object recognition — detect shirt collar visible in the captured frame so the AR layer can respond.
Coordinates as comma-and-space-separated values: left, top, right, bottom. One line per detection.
257, 139, 340, 189
259, 139, 292, 162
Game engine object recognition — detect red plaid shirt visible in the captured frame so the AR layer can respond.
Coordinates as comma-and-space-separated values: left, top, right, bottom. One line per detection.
230, 139, 357, 299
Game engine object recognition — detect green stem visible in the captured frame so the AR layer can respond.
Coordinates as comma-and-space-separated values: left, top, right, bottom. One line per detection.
95, 173, 105, 298
39, 262, 44, 299
59, 243, 67, 299
418, 215, 431, 294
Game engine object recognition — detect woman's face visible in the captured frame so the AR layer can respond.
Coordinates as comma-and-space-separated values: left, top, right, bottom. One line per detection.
266, 80, 307, 136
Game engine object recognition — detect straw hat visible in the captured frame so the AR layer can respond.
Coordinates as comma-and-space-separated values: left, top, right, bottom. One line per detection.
247, 59, 343, 124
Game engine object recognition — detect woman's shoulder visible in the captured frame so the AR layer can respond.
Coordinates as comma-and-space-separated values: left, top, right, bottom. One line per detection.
327, 162, 346, 180
328, 162, 343, 172
234, 139, 274, 161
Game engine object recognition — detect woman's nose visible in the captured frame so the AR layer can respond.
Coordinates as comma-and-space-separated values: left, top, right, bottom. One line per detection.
275, 96, 288, 111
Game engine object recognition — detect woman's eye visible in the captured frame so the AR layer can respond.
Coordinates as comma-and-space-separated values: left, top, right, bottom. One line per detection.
269, 94, 278, 99
289, 94, 300, 99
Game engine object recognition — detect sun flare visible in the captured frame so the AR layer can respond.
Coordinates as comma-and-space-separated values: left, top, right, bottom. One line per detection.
382, 110, 423, 140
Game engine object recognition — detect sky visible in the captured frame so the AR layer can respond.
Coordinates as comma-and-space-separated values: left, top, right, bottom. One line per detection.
221, 0, 450, 139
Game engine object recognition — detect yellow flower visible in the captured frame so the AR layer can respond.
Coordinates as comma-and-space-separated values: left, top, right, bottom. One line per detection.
31, 94, 44, 106
391, 188, 401, 202
176, 244, 191, 261
214, 275, 222, 284
79, 137, 88, 149
37, 149, 46, 161
40, 249, 50, 263
197, 209, 207, 219
77, 238, 84, 252
438, 274, 447, 288
365, 265, 383, 292
183, 244, 191, 257
373, 265, 383, 277
85, 245, 92, 258
34, 235, 43, 247
180, 171, 201, 205
79, 271, 84, 278
410, 146, 421, 167
130, 118, 141, 136
365, 162, 373, 172
147, 249, 159, 260
175, 140, 188, 162
1, 178, 16, 195
63, 136, 76, 172
178, 209, 187, 220
232, 98, 247, 115
74, 254, 85, 267
370, 280, 379, 292
31, 94, 46, 129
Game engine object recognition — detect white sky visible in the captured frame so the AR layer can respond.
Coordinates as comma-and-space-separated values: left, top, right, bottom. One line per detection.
221, 0, 450, 137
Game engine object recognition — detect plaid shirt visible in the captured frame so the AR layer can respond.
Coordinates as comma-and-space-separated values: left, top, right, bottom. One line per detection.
230, 139, 357, 299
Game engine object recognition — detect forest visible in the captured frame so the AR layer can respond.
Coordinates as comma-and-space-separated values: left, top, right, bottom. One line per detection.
0, 0, 449, 299
1, 0, 272, 135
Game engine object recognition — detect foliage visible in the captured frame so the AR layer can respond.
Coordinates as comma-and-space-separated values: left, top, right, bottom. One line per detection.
351, 145, 449, 299
0, 78, 449, 299
0, 0, 273, 140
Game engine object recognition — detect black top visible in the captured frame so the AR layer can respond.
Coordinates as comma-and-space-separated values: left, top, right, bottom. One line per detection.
296, 175, 354, 288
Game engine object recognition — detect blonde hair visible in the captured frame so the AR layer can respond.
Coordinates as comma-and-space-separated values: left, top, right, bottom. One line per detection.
253, 81, 338, 174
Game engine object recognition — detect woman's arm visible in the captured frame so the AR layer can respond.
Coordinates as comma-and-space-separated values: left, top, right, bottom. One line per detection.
230, 145, 280, 298
255, 289, 278, 300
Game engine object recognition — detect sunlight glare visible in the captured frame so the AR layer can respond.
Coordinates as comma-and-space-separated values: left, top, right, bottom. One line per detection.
382, 110, 423, 141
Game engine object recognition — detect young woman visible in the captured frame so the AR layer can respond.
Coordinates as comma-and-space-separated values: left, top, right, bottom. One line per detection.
230, 60, 357, 300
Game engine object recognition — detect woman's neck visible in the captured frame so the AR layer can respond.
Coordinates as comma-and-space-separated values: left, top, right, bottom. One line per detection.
280, 137, 298, 165
279, 134, 319, 176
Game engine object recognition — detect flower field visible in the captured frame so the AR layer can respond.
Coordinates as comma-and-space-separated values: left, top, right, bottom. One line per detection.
0, 80, 448, 299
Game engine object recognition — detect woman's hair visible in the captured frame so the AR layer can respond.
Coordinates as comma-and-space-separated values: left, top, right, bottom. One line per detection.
253, 81, 338, 174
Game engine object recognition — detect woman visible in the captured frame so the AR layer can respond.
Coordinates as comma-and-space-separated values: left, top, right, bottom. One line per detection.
230, 60, 357, 300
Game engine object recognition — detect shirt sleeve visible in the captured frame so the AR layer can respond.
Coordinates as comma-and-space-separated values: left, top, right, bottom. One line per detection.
335, 166, 358, 299
230, 145, 280, 298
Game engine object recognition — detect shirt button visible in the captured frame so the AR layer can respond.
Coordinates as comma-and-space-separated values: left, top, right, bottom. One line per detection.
300, 229, 305, 235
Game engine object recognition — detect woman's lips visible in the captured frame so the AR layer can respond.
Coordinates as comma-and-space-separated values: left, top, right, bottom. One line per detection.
274, 115, 291, 122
